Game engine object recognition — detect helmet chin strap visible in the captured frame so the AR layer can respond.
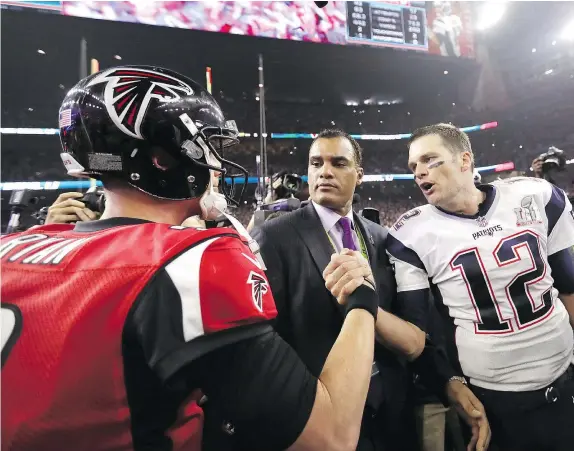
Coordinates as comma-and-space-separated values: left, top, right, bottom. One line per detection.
179, 113, 228, 220
199, 179, 228, 220
222, 211, 267, 271
178, 113, 266, 269
198, 180, 266, 270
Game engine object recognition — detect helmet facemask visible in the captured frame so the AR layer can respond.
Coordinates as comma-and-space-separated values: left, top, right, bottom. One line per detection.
178, 114, 248, 219
58, 65, 249, 213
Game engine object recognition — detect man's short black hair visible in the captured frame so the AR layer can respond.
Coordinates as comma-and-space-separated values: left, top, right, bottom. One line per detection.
311, 129, 362, 166
408, 123, 475, 169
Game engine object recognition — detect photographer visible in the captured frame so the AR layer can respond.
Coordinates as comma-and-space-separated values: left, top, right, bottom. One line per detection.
247, 170, 304, 232
530, 146, 566, 183
45, 192, 100, 225
531, 157, 544, 179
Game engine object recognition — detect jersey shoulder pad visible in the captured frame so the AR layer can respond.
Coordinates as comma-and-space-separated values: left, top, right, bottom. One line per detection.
490, 177, 553, 203
143, 223, 241, 259
490, 176, 546, 190
27, 223, 76, 234
390, 205, 431, 236
164, 232, 277, 338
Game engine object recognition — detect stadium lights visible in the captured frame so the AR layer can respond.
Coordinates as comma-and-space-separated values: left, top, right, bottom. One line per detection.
545, 69, 554, 75
37, 49, 45, 55
444, 70, 449, 75
561, 19, 574, 40
1, 121, 499, 141
476, 1, 507, 31
114, 55, 122, 60
0, 162, 514, 191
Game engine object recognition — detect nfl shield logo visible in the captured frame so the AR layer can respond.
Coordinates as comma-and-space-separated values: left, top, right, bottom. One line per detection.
476, 216, 489, 227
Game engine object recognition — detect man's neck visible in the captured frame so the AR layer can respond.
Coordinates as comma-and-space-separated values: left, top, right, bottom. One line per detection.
334, 204, 352, 217
440, 186, 486, 216
100, 190, 198, 226
314, 201, 352, 218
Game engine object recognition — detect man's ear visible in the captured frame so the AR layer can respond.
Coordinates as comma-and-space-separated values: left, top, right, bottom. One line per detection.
461, 152, 473, 173
356, 167, 364, 186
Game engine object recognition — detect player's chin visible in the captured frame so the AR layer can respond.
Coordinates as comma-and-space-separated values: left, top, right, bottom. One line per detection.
423, 189, 440, 205
313, 191, 340, 207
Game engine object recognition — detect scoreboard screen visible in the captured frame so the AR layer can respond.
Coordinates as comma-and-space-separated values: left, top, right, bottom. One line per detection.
346, 1, 427, 51
1, 1, 475, 59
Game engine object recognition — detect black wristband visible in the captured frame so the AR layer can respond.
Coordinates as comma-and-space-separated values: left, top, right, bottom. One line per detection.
345, 284, 378, 319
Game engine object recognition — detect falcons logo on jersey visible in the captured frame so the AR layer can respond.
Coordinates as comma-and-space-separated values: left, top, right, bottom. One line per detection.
247, 271, 268, 312
87, 67, 194, 139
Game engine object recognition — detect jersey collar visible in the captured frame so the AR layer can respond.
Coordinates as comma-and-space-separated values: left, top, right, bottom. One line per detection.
434, 184, 497, 220
74, 217, 152, 232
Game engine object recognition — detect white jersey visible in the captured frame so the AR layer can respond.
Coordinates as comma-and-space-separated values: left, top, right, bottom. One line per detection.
388, 178, 574, 391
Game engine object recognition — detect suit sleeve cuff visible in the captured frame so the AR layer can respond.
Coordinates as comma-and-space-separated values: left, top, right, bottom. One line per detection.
410, 338, 458, 406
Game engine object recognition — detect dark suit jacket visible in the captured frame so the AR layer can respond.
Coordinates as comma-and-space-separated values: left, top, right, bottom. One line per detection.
252, 203, 417, 450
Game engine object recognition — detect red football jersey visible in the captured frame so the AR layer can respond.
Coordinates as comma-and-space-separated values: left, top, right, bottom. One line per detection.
1, 220, 277, 451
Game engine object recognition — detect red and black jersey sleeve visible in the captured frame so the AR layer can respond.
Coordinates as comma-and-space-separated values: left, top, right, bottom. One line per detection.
127, 233, 278, 382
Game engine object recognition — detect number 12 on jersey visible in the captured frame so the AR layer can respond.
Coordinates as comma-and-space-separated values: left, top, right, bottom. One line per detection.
450, 231, 553, 334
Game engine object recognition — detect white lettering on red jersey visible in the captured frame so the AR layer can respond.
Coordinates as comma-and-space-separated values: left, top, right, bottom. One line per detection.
1, 221, 276, 450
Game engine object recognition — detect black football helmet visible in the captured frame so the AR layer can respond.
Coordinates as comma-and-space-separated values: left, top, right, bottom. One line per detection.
58, 65, 247, 204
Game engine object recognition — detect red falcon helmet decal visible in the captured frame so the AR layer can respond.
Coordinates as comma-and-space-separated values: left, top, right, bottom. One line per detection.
247, 271, 269, 312
87, 67, 194, 139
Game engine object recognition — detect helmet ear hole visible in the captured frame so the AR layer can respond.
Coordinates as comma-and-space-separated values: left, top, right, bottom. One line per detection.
59, 65, 249, 202
150, 146, 178, 171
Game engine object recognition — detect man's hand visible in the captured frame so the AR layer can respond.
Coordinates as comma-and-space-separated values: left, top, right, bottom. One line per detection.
323, 249, 375, 305
45, 192, 99, 225
446, 380, 491, 451
531, 157, 543, 178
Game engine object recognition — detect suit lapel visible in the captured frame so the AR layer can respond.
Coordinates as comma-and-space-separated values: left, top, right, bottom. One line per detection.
291, 203, 334, 278
354, 214, 382, 293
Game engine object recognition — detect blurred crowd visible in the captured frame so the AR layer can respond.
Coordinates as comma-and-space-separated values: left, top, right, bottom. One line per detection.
3, 96, 574, 230
62, 1, 347, 43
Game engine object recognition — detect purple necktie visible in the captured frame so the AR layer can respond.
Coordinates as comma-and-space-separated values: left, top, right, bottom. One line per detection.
338, 217, 358, 251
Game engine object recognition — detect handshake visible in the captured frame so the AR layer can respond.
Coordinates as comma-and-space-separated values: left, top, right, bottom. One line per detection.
323, 248, 376, 307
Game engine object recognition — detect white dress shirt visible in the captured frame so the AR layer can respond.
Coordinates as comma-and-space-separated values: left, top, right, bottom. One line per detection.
312, 201, 359, 253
